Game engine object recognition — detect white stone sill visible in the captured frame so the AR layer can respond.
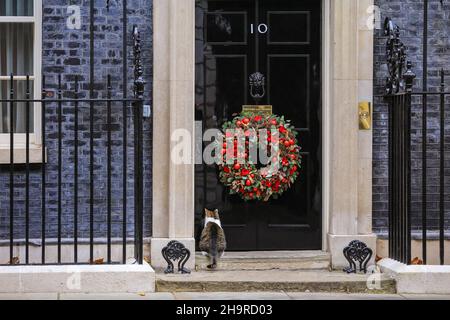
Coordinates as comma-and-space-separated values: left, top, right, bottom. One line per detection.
0, 262, 155, 294
379, 258, 450, 273
378, 258, 450, 294
0, 145, 47, 164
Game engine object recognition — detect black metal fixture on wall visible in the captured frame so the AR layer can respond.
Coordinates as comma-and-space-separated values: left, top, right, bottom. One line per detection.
384, 18, 407, 95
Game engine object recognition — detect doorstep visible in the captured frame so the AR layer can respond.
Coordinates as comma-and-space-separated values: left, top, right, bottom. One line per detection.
0, 262, 155, 294
195, 251, 331, 271
156, 270, 396, 294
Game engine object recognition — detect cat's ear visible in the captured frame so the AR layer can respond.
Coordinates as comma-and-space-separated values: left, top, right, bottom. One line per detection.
214, 209, 219, 217
204, 208, 208, 216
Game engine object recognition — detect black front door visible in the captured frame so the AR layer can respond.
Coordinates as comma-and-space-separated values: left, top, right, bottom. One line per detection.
195, 0, 322, 250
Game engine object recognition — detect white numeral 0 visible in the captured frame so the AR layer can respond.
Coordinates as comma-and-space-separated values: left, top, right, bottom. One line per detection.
250, 23, 268, 34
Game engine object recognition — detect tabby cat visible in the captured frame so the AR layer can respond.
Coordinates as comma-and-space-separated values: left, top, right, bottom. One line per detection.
199, 209, 227, 269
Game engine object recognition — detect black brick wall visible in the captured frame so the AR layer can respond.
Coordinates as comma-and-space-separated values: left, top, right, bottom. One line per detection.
374, 0, 450, 238
0, 0, 153, 241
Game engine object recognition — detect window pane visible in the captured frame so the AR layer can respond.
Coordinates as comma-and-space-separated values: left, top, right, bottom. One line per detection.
0, 80, 34, 133
0, 0, 33, 16
0, 23, 34, 76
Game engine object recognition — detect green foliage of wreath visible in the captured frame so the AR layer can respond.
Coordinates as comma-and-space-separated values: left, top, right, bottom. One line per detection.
218, 112, 302, 202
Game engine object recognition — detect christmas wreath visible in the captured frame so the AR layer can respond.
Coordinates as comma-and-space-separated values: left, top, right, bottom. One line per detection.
217, 113, 301, 201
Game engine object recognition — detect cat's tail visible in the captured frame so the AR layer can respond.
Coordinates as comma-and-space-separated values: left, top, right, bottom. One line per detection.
209, 224, 219, 259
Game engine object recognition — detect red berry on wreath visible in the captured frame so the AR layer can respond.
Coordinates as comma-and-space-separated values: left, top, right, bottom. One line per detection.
284, 141, 290, 147
236, 121, 242, 127
271, 119, 277, 126
246, 180, 252, 186
242, 118, 250, 125
241, 169, 250, 176
234, 163, 241, 170
223, 167, 230, 173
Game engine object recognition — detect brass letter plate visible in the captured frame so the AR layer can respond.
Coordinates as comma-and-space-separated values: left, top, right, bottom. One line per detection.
242, 105, 273, 116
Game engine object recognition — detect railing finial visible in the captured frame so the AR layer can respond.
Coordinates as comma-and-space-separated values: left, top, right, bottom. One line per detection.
385, 17, 414, 95
133, 25, 145, 100
404, 61, 416, 93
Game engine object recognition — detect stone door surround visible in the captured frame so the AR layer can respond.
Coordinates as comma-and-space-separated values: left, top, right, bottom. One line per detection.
151, 0, 376, 270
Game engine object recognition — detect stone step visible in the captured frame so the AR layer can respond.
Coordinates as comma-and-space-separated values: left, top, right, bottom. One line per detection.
195, 251, 331, 271
156, 270, 396, 294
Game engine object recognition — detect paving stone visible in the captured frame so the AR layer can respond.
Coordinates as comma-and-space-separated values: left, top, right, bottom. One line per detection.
0, 293, 58, 300
59, 292, 175, 300
400, 294, 450, 300
173, 292, 290, 300
286, 293, 405, 300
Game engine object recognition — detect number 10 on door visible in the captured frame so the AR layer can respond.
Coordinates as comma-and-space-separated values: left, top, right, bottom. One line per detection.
250, 23, 268, 34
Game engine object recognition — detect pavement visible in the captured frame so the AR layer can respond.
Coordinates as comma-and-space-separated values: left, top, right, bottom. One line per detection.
0, 292, 450, 300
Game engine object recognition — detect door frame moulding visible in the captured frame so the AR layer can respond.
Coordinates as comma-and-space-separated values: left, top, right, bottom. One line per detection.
151, 0, 336, 268
321, 0, 331, 251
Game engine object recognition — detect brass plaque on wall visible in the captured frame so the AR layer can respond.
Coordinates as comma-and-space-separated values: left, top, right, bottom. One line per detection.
242, 105, 273, 116
358, 101, 371, 130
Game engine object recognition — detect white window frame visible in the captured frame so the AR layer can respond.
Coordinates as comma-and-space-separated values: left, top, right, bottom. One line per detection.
0, 0, 42, 163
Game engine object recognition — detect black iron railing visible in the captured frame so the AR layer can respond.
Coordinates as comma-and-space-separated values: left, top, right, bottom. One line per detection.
384, 17, 448, 265
0, 27, 144, 266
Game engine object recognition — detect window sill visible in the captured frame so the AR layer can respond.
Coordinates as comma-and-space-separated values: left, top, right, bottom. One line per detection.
0, 145, 47, 164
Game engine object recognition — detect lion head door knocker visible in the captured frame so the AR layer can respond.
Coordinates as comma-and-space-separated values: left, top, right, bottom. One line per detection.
343, 240, 373, 274
161, 241, 191, 274
249, 72, 266, 104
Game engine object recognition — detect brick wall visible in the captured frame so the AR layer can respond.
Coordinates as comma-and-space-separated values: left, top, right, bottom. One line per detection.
374, 0, 450, 237
0, 0, 153, 242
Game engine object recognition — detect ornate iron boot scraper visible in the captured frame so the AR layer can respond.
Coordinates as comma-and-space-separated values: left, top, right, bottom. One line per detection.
162, 241, 191, 274
343, 240, 373, 274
